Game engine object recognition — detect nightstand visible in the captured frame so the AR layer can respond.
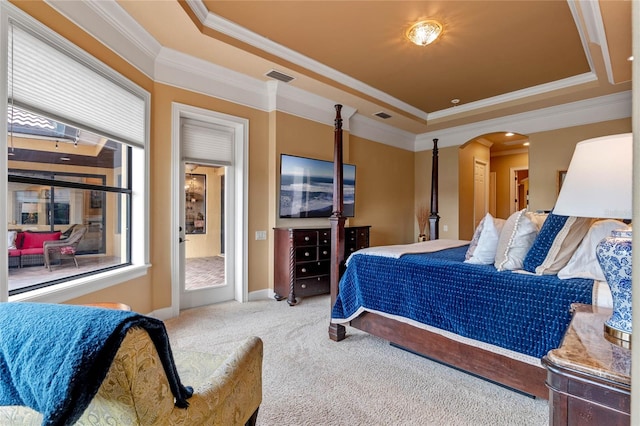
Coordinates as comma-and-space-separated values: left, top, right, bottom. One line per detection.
542, 303, 630, 425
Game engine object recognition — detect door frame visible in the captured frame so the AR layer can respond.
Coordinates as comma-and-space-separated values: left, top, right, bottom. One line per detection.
170, 103, 249, 317
509, 166, 529, 215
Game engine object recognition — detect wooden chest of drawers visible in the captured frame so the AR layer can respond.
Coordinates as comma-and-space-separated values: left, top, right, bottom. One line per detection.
274, 226, 370, 305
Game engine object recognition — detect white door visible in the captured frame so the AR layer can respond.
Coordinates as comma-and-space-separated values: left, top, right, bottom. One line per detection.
473, 159, 489, 228
171, 103, 248, 312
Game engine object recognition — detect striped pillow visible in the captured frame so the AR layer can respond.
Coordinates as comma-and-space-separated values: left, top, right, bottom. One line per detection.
523, 212, 593, 275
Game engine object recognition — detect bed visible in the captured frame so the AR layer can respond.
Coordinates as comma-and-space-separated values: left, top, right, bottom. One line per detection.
326, 105, 612, 399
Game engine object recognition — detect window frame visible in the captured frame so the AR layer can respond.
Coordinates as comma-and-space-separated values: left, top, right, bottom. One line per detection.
1, 2, 151, 303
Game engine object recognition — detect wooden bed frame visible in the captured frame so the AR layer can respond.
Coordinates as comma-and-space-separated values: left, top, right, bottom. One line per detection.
327, 105, 548, 399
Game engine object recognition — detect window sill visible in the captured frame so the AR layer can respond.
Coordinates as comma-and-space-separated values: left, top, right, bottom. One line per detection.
9, 264, 151, 304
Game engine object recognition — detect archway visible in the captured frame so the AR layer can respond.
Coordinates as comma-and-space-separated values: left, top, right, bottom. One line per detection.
458, 132, 529, 240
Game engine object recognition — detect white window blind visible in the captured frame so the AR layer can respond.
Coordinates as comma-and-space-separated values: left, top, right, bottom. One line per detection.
7, 21, 146, 147
181, 119, 234, 165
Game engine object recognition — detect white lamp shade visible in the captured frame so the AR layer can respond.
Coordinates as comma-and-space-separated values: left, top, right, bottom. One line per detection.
553, 133, 632, 219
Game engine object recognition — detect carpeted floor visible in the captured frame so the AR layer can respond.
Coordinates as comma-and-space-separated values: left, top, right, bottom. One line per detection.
165, 294, 548, 426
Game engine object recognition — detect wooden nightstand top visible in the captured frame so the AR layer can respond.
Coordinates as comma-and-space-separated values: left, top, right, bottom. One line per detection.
545, 303, 630, 387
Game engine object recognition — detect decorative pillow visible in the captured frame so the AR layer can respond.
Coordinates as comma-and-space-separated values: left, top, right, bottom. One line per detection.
8, 231, 17, 250
465, 216, 487, 260
523, 213, 594, 275
494, 209, 539, 271
526, 211, 549, 231
464, 213, 505, 265
558, 219, 628, 281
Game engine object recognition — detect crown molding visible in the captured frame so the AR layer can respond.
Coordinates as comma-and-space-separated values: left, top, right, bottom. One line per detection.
45, 0, 160, 78
416, 90, 631, 151
350, 114, 416, 151
427, 73, 598, 121
155, 47, 271, 112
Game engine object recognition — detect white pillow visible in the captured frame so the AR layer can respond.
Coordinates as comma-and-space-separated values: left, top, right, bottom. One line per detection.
8, 231, 17, 250
465, 213, 505, 265
557, 219, 629, 281
494, 209, 539, 271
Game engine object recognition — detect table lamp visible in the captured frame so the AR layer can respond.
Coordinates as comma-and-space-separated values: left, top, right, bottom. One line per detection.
553, 133, 633, 347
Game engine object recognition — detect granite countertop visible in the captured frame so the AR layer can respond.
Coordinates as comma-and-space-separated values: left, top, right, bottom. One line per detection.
545, 303, 631, 386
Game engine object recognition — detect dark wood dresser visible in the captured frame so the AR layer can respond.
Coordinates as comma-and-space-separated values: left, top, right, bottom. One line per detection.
274, 226, 370, 305
542, 304, 630, 425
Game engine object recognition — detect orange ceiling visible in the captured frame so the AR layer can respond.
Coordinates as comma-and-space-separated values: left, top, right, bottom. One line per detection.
117, 1, 631, 134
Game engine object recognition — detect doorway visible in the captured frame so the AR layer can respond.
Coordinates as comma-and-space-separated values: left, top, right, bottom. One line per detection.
181, 163, 231, 303
171, 103, 248, 314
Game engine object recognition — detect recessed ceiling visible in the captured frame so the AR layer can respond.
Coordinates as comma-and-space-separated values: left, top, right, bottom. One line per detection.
115, 0, 631, 136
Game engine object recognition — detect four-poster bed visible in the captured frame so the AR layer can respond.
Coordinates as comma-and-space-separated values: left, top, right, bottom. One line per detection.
326, 105, 593, 399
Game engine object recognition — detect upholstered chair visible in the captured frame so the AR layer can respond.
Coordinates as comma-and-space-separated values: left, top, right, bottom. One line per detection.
0, 328, 263, 425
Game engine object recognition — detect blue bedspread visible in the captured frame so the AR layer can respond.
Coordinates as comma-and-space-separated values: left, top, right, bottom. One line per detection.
331, 246, 594, 358
0, 303, 192, 426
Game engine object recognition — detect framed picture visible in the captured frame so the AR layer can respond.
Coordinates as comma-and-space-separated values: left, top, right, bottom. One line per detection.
557, 170, 567, 195
90, 190, 102, 209
185, 173, 206, 234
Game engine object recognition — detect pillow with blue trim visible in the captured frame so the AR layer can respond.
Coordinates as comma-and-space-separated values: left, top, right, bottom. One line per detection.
522, 212, 593, 275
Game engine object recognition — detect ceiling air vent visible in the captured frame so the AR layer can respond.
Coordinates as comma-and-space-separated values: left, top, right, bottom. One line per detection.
265, 69, 295, 83
374, 111, 392, 119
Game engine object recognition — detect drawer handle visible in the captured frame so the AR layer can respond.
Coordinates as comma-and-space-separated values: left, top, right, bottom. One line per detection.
305, 236, 310, 241
305, 252, 310, 257
317, 262, 321, 266
317, 277, 321, 281
323, 240, 329, 244
301, 284, 307, 289
322, 250, 328, 255
350, 248, 355, 252
351, 237, 355, 241
301, 268, 307, 273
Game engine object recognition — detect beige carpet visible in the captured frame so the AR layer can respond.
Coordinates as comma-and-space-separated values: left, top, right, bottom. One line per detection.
165, 295, 548, 426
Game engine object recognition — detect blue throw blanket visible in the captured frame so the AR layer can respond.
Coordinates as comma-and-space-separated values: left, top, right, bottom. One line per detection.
0, 303, 193, 426
332, 246, 594, 358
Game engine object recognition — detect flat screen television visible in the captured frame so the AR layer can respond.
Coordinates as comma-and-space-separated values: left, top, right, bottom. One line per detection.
279, 154, 355, 218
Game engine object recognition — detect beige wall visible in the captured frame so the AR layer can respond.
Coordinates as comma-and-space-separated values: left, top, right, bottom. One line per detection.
528, 118, 632, 211
490, 152, 529, 219
348, 135, 415, 246
415, 145, 459, 240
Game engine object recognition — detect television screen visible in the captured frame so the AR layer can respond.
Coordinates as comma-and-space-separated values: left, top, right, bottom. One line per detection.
279, 154, 355, 218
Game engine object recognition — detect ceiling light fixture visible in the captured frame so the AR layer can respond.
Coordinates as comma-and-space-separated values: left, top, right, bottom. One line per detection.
406, 20, 443, 46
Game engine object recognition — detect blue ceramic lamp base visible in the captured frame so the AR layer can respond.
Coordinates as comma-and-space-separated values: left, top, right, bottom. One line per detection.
597, 229, 633, 348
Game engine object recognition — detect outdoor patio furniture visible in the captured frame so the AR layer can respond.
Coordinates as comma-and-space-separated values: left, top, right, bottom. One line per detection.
43, 225, 87, 271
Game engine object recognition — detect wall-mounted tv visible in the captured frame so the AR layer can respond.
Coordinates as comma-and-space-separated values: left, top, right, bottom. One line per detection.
279, 154, 355, 218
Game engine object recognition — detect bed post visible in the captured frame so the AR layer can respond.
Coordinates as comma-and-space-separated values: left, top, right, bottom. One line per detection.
429, 138, 440, 240
329, 104, 346, 342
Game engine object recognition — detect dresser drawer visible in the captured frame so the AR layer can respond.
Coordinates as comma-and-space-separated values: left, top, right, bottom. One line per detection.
296, 260, 329, 278
318, 230, 331, 245
295, 247, 317, 261
317, 246, 330, 259
294, 230, 318, 246
295, 275, 330, 297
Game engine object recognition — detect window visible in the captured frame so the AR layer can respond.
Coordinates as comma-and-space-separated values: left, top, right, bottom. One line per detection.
2, 4, 150, 302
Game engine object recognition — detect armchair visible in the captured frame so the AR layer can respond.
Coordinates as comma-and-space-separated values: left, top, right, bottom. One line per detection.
43, 225, 87, 271
0, 328, 264, 425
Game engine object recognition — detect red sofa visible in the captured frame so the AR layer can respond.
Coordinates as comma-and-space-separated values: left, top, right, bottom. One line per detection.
8, 231, 61, 268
